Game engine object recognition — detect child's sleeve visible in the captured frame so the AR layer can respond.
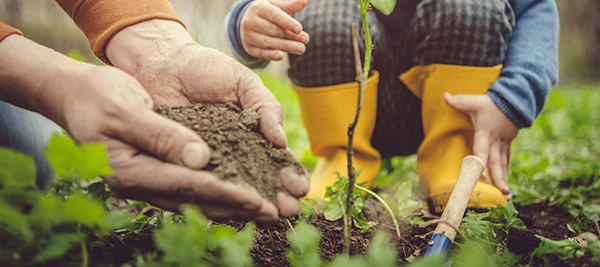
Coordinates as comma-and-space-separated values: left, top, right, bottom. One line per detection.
487, 0, 559, 128
55, 0, 185, 65
224, 0, 270, 69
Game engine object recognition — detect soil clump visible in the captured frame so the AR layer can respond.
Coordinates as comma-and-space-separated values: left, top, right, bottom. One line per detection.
156, 103, 305, 206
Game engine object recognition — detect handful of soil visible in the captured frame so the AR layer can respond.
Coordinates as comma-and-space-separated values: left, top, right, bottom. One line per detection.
155, 103, 305, 206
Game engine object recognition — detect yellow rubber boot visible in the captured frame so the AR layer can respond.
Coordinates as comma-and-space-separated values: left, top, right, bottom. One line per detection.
292, 72, 381, 199
400, 64, 507, 213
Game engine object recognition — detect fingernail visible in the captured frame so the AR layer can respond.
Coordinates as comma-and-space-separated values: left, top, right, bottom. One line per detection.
300, 34, 309, 43
279, 124, 288, 147
293, 25, 301, 34
296, 44, 304, 53
280, 166, 309, 197
180, 142, 210, 169
275, 52, 284, 60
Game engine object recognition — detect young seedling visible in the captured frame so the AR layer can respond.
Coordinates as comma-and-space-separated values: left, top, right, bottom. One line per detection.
342, 0, 396, 255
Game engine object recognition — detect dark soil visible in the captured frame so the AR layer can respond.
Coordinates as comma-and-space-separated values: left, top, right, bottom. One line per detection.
144, 102, 596, 266
155, 103, 305, 206
216, 199, 435, 267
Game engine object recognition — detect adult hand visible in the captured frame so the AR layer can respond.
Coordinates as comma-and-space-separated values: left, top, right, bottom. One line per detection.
444, 93, 518, 200
105, 19, 309, 221
0, 34, 292, 227
240, 0, 309, 61
67, 67, 283, 226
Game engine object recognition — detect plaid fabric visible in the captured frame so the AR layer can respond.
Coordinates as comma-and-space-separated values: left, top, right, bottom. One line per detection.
412, 0, 515, 66
288, 0, 515, 158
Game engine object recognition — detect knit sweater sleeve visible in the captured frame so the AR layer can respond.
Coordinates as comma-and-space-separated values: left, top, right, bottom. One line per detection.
224, 0, 270, 69
487, 0, 559, 128
0, 22, 23, 42
55, 0, 184, 65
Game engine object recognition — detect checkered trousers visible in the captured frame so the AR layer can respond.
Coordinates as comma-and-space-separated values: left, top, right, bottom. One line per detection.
288, 0, 515, 158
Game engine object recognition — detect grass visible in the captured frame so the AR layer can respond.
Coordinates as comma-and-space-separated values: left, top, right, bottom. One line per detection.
510, 84, 600, 213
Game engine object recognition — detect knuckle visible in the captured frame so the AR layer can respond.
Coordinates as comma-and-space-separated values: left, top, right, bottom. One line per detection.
267, 9, 278, 22
268, 24, 283, 37
152, 126, 181, 160
261, 37, 273, 49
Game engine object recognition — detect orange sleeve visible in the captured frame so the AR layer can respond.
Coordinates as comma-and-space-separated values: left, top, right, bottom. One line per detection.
56, 0, 185, 64
0, 22, 23, 42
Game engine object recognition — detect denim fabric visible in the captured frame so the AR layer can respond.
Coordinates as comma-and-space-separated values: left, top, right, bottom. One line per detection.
0, 101, 62, 190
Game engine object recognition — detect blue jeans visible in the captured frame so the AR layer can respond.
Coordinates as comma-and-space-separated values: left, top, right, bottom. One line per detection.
0, 101, 62, 190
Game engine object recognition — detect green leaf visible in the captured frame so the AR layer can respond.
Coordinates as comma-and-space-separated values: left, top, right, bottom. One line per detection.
531, 235, 584, 264
154, 207, 209, 265
78, 143, 113, 179
324, 201, 343, 221
352, 193, 365, 215
218, 223, 255, 267
44, 133, 79, 178
583, 204, 600, 221
501, 248, 524, 267
570, 212, 597, 235
586, 235, 600, 263
352, 212, 377, 230
34, 232, 85, 262
45, 133, 113, 180
393, 180, 419, 217
504, 201, 519, 224
460, 211, 491, 237
286, 221, 323, 267
370, 0, 396, 15
63, 194, 106, 228
0, 147, 36, 187
105, 210, 132, 230
300, 198, 315, 220
314, 196, 327, 208
367, 232, 397, 266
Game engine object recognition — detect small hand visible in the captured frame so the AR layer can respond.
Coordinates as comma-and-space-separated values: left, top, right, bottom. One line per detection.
444, 93, 518, 200
240, 0, 309, 60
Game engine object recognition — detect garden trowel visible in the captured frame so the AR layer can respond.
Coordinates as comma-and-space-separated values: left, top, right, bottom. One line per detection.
423, 155, 486, 265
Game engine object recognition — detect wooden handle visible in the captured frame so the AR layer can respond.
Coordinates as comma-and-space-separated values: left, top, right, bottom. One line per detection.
433, 155, 485, 242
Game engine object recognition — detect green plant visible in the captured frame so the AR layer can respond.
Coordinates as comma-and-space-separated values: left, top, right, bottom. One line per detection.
510, 87, 600, 215
151, 205, 255, 267
308, 173, 377, 232
0, 134, 130, 266
340, 0, 397, 255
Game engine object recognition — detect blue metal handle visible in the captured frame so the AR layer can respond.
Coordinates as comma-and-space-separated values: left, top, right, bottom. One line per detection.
424, 233, 453, 260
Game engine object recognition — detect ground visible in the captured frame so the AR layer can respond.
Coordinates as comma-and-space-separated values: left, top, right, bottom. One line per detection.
149, 101, 599, 266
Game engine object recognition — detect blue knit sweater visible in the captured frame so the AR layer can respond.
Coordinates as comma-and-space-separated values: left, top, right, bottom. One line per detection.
224, 0, 559, 128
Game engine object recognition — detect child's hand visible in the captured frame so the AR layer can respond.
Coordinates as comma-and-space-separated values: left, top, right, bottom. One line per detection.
444, 93, 518, 200
240, 0, 309, 61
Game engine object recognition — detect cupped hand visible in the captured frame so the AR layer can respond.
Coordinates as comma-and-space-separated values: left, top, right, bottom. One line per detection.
444, 93, 518, 200
105, 19, 310, 220
240, 0, 309, 60
62, 66, 287, 226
